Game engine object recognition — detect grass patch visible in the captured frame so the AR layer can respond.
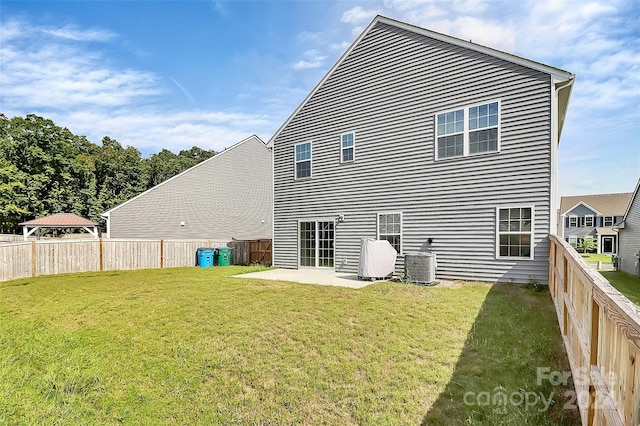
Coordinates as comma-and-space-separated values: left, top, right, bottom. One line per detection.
580, 253, 613, 264
601, 270, 640, 306
0, 267, 579, 424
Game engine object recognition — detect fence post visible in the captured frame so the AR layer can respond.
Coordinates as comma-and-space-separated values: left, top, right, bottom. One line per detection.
160, 239, 164, 268
588, 299, 601, 425
99, 238, 103, 271
31, 241, 36, 277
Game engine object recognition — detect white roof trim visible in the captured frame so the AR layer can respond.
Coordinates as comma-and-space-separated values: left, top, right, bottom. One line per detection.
622, 178, 640, 223
101, 135, 267, 217
267, 15, 574, 147
561, 201, 603, 217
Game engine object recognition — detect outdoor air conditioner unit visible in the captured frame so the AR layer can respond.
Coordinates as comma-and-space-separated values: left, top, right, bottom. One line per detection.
404, 253, 437, 285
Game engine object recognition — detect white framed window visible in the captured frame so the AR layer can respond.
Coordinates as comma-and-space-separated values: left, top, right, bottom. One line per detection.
585, 215, 594, 227
294, 141, 312, 179
340, 132, 355, 163
497, 206, 534, 259
436, 100, 500, 160
603, 216, 614, 227
568, 236, 578, 248
377, 212, 402, 254
568, 216, 578, 227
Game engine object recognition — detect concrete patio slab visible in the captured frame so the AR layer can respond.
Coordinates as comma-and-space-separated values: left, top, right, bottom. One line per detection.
234, 268, 386, 289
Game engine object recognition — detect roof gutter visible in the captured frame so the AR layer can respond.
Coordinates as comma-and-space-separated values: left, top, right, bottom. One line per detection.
555, 74, 575, 141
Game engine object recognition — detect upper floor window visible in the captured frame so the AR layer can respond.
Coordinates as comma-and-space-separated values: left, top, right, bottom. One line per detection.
585, 215, 594, 227
341, 132, 355, 163
436, 101, 500, 160
497, 206, 533, 259
568, 216, 578, 227
604, 216, 614, 227
378, 212, 402, 254
294, 142, 312, 179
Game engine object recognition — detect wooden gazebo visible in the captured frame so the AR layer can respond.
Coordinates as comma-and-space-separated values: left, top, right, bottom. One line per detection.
19, 213, 99, 241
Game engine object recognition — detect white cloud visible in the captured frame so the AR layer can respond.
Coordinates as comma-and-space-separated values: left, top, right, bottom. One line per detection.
329, 41, 351, 51
298, 31, 324, 42
452, 0, 488, 13
341, 6, 380, 24
383, 0, 433, 11
425, 16, 517, 52
0, 21, 159, 109
0, 19, 275, 154
41, 25, 116, 42
292, 49, 327, 70
52, 109, 273, 153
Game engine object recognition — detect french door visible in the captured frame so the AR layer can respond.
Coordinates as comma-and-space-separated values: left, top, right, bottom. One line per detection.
299, 221, 334, 268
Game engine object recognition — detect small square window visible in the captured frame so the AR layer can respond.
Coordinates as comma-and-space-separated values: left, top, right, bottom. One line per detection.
437, 134, 463, 158
585, 216, 594, 227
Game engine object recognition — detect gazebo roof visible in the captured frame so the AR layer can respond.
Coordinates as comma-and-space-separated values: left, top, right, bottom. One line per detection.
20, 213, 98, 227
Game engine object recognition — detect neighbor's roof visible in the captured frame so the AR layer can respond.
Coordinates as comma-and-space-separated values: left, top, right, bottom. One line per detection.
19, 213, 98, 227
101, 134, 268, 217
560, 193, 633, 216
267, 14, 575, 148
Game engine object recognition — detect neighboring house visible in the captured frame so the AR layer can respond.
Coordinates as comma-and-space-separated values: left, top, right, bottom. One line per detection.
102, 135, 272, 240
617, 178, 640, 276
559, 192, 632, 254
269, 16, 575, 284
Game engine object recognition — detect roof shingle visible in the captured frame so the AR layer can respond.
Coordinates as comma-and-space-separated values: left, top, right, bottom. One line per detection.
20, 213, 98, 227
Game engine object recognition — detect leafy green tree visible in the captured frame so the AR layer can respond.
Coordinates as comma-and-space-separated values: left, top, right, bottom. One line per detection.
0, 114, 215, 233
577, 237, 596, 254
0, 158, 28, 232
145, 146, 215, 187
94, 136, 148, 213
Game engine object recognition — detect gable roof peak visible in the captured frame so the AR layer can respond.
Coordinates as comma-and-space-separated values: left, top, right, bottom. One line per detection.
267, 15, 574, 147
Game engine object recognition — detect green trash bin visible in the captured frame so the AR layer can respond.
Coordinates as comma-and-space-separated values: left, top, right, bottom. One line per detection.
216, 247, 232, 266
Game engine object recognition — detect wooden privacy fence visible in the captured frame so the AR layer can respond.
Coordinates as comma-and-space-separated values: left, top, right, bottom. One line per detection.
229, 239, 272, 266
0, 238, 272, 283
548, 234, 640, 426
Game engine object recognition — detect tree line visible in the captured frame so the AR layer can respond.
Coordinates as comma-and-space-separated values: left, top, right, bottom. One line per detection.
0, 114, 215, 234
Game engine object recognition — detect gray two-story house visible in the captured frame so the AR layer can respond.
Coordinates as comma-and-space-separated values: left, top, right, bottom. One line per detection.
559, 192, 632, 254
617, 179, 640, 276
270, 16, 574, 284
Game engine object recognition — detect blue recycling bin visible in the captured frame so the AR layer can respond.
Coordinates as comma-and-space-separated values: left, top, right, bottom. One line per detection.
197, 248, 215, 268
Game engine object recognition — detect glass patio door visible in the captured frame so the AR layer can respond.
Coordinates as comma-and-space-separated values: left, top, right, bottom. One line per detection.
299, 221, 334, 268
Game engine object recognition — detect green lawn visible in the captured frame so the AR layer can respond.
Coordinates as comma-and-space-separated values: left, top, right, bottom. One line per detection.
0, 267, 579, 425
601, 270, 640, 306
580, 253, 614, 264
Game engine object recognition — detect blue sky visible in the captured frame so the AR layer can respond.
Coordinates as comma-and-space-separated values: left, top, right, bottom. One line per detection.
1, 0, 638, 196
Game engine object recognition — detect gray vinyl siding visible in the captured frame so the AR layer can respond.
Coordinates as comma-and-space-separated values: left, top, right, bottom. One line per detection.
273, 22, 556, 283
618, 191, 640, 276
107, 136, 272, 240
